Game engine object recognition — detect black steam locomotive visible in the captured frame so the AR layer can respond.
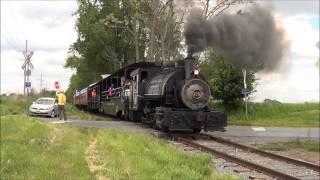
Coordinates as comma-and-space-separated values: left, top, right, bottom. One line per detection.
74, 56, 227, 133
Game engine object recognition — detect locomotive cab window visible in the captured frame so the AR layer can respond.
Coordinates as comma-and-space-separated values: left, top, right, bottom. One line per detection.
132, 76, 137, 82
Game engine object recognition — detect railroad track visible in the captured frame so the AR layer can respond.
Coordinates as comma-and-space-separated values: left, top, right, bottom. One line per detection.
166, 133, 320, 180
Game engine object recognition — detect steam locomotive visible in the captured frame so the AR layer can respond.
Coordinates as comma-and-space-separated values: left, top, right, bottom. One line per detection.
73, 56, 227, 133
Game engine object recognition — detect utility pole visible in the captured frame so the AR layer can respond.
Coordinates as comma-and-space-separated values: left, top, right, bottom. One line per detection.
40, 73, 43, 92
38, 73, 45, 95
21, 40, 34, 116
242, 68, 248, 119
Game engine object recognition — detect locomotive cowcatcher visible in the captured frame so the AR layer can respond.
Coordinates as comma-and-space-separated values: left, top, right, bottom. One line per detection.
74, 56, 227, 133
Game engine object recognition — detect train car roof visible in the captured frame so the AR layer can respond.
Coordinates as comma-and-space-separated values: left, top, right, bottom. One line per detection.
80, 62, 160, 90
109, 62, 159, 78
101, 74, 111, 79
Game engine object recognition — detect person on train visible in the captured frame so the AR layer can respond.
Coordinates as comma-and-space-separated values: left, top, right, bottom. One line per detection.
91, 89, 97, 97
108, 84, 113, 97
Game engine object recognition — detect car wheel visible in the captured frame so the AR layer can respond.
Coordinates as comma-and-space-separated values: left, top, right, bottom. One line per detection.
50, 111, 55, 118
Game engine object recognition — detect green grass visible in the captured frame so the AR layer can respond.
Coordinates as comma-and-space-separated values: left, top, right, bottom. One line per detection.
66, 104, 110, 120
259, 139, 320, 152
1, 115, 93, 179
0, 95, 109, 120
0, 95, 30, 116
211, 102, 319, 127
1, 115, 237, 180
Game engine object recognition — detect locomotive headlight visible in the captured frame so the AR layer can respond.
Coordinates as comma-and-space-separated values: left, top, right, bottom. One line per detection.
194, 69, 199, 75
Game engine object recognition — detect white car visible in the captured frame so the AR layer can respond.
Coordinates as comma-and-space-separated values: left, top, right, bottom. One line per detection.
29, 97, 58, 118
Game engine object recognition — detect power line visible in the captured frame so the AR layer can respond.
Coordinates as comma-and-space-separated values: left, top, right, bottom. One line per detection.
1, 33, 21, 60
2, 3, 25, 50
6, 2, 27, 41
1, 33, 17, 50
1, 33, 24, 61
2, 28, 23, 50
1, 51, 22, 61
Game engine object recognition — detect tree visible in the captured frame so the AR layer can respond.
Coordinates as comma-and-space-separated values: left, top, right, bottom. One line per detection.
65, 0, 256, 103
65, 0, 149, 98
65, 0, 185, 99
200, 50, 255, 109
144, 0, 184, 62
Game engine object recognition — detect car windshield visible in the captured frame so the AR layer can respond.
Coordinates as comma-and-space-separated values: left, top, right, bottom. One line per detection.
36, 99, 55, 105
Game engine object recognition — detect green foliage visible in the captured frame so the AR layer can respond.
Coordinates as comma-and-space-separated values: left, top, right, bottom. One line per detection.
66, 104, 110, 120
1, 116, 236, 179
0, 95, 29, 115
210, 101, 319, 127
200, 51, 255, 109
65, 0, 141, 97
259, 139, 320, 152
65, 0, 184, 99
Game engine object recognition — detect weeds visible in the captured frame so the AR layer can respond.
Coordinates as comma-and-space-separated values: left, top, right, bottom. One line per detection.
210, 102, 319, 127
259, 139, 320, 152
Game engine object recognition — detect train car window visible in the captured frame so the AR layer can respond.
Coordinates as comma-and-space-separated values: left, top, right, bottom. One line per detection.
107, 78, 111, 89
141, 71, 148, 82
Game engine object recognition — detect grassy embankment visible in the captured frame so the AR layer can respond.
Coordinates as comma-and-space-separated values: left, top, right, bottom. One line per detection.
0, 95, 108, 120
211, 102, 319, 127
259, 139, 320, 152
1, 115, 236, 179
2, 95, 319, 127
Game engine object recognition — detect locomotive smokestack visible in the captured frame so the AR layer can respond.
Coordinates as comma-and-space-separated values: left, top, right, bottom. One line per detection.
187, 53, 193, 58
185, 55, 195, 79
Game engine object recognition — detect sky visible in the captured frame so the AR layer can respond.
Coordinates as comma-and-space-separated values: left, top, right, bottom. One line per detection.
1, 0, 319, 103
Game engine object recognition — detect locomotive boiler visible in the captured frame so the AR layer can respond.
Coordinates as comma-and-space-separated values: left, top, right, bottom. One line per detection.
74, 56, 227, 133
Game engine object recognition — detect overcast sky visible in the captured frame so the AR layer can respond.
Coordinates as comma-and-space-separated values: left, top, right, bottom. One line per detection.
1, 0, 319, 102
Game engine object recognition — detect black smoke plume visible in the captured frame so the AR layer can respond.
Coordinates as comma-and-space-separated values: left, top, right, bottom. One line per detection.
184, 5, 289, 72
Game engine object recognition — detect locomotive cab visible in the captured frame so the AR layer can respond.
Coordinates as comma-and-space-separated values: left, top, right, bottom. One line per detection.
126, 67, 161, 121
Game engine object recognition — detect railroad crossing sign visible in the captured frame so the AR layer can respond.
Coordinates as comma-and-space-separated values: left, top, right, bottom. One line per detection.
54, 81, 60, 89
241, 88, 250, 95
25, 82, 31, 88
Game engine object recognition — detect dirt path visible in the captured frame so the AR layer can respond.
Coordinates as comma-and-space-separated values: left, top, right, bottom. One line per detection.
49, 127, 61, 144
85, 138, 110, 180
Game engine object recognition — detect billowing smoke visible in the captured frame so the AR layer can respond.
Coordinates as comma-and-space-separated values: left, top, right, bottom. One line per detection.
184, 5, 289, 72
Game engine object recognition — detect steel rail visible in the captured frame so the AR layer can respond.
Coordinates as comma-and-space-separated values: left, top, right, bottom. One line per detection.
177, 137, 301, 180
201, 133, 320, 172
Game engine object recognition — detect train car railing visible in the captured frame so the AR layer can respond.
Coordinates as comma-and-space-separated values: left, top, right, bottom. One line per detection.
101, 87, 123, 101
